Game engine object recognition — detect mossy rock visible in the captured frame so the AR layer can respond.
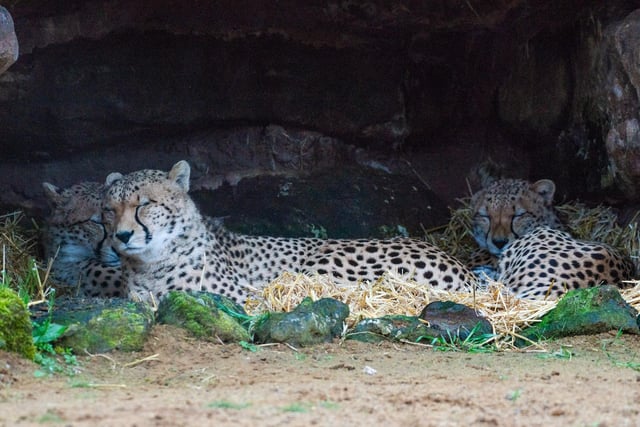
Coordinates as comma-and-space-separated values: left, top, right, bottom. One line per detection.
41, 298, 155, 353
157, 291, 251, 343
252, 297, 349, 346
419, 301, 492, 339
0, 287, 36, 359
519, 285, 639, 345
348, 302, 492, 344
347, 315, 436, 343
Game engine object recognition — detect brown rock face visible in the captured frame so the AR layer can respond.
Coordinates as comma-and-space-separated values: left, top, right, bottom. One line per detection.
570, 8, 640, 200
603, 11, 640, 199
1, 1, 640, 225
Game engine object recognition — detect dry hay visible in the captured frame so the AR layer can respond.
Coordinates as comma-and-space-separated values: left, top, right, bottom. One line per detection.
0, 211, 50, 302
422, 199, 477, 263
246, 201, 640, 350
247, 272, 640, 350
245, 272, 559, 349
557, 203, 640, 272
1, 212, 40, 282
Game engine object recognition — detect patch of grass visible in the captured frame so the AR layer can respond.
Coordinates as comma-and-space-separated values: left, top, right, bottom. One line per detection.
37, 410, 66, 424
280, 401, 339, 413
281, 402, 311, 413
207, 400, 252, 410
33, 346, 79, 378
319, 400, 340, 410
506, 388, 522, 401
1, 243, 78, 376
238, 340, 258, 352
426, 325, 497, 353
602, 330, 640, 371
30, 290, 79, 377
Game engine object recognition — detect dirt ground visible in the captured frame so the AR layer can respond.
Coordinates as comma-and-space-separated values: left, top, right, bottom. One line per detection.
1, 325, 640, 427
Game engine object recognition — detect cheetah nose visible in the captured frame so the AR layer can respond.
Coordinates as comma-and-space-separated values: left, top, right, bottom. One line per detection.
116, 230, 133, 244
492, 238, 509, 250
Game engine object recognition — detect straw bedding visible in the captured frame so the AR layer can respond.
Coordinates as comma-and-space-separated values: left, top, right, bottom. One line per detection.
246, 201, 640, 348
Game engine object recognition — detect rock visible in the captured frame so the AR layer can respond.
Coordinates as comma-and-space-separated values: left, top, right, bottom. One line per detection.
252, 297, 349, 346
157, 291, 251, 343
195, 165, 449, 239
41, 297, 154, 353
1, 1, 639, 215
348, 315, 437, 343
605, 117, 640, 199
497, 36, 570, 133
519, 285, 640, 345
419, 301, 492, 340
578, 9, 640, 200
0, 287, 35, 359
348, 301, 491, 344
0, 6, 18, 75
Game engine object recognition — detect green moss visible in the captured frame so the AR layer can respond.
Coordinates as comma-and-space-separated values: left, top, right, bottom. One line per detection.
50, 299, 155, 353
157, 291, 251, 343
520, 285, 640, 345
0, 287, 36, 359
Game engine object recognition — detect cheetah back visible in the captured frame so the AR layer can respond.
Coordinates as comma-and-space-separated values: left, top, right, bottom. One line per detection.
497, 227, 635, 299
304, 239, 475, 291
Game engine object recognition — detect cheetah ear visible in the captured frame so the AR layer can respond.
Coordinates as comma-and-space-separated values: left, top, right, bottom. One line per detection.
42, 182, 63, 205
169, 160, 191, 192
531, 179, 556, 205
104, 172, 123, 187
470, 188, 486, 207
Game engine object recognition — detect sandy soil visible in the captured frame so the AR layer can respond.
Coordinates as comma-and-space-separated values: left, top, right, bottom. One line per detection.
1, 325, 640, 427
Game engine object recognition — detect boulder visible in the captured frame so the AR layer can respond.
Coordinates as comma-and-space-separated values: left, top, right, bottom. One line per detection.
0, 6, 18, 75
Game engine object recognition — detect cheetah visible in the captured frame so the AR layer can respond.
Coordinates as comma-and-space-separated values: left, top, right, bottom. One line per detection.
470, 178, 562, 256
497, 227, 635, 299
102, 160, 478, 304
469, 178, 635, 299
42, 181, 125, 297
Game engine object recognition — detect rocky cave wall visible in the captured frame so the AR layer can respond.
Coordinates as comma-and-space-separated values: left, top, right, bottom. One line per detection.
1, 1, 640, 236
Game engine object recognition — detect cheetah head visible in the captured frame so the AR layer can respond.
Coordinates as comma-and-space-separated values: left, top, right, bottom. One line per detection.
102, 160, 194, 262
470, 178, 561, 256
42, 181, 117, 263
42, 181, 104, 226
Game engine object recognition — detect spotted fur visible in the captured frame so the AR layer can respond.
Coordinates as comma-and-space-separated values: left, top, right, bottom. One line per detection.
497, 227, 635, 299
471, 179, 562, 256
102, 160, 478, 303
42, 181, 124, 297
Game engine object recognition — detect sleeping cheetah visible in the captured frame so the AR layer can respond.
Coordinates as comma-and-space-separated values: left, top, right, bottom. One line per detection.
470, 178, 562, 256
102, 160, 478, 304
42, 181, 125, 297
470, 178, 634, 299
